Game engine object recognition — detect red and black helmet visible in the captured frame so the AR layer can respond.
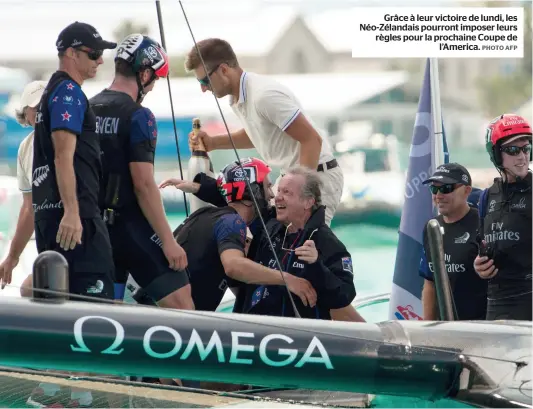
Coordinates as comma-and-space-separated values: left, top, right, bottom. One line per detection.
217, 157, 271, 204
485, 114, 532, 167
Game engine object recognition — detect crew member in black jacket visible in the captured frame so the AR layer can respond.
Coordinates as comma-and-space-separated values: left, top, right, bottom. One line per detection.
32, 22, 117, 301
419, 163, 487, 321
160, 164, 358, 320
90, 34, 191, 308
474, 114, 532, 321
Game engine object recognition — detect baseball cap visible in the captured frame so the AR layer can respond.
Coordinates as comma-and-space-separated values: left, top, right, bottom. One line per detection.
422, 163, 472, 186
19, 80, 47, 110
56, 22, 117, 51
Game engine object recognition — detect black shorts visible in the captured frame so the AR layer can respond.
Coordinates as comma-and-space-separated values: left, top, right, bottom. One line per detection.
34, 217, 114, 301
107, 214, 189, 302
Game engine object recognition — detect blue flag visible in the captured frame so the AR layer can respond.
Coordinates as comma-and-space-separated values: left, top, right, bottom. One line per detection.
388, 59, 449, 321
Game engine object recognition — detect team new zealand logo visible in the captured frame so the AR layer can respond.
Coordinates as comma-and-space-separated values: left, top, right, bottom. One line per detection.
32, 165, 50, 187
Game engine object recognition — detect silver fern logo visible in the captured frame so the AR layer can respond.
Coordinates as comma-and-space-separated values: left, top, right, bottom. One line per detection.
32, 165, 50, 187
86, 280, 104, 294
454, 232, 470, 244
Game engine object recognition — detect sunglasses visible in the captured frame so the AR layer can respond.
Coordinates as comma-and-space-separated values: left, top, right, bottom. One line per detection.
281, 223, 318, 252
429, 184, 457, 194
198, 64, 221, 86
501, 144, 532, 156
77, 48, 103, 61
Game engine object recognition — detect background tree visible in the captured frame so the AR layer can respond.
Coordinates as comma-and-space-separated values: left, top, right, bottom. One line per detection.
113, 19, 150, 43
169, 56, 189, 77
476, 1, 532, 117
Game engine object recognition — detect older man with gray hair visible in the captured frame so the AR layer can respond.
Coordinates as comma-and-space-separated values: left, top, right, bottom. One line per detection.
234, 165, 360, 320
163, 164, 363, 321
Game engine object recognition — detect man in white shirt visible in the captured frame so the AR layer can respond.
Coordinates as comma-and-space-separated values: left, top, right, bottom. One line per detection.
184, 38, 344, 226
0, 80, 47, 291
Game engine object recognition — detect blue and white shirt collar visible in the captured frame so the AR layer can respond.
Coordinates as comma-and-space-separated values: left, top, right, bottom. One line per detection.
230, 71, 248, 105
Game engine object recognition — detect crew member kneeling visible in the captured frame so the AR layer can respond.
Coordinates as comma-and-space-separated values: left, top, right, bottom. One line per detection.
163, 164, 359, 320
170, 158, 317, 312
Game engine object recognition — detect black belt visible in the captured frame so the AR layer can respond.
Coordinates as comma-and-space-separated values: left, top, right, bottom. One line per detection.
317, 158, 338, 172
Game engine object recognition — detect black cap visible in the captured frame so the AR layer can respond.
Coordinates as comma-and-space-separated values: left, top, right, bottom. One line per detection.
422, 163, 472, 186
56, 22, 117, 51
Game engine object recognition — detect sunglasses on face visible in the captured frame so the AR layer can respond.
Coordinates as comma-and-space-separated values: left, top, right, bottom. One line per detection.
77, 48, 103, 61
198, 64, 221, 86
429, 184, 457, 194
501, 144, 532, 156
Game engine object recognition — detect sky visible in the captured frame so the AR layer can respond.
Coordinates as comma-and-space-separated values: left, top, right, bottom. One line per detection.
0, 0, 456, 61
0, 1, 294, 59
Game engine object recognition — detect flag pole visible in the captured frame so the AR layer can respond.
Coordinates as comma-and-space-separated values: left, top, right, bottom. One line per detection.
429, 58, 445, 170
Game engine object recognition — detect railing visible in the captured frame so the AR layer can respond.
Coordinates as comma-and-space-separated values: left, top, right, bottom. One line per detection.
217, 292, 392, 315
426, 219, 457, 321
353, 292, 390, 310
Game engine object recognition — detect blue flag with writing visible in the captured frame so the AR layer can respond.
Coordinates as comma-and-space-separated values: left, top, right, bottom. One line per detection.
388, 59, 450, 321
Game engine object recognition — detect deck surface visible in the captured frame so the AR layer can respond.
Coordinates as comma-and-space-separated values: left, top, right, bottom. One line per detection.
0, 367, 371, 408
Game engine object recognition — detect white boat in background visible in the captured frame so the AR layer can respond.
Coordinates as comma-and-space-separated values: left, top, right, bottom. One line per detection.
158, 132, 406, 227
333, 133, 404, 227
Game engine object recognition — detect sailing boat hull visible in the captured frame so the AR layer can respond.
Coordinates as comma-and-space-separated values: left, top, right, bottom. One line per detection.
0, 297, 529, 407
